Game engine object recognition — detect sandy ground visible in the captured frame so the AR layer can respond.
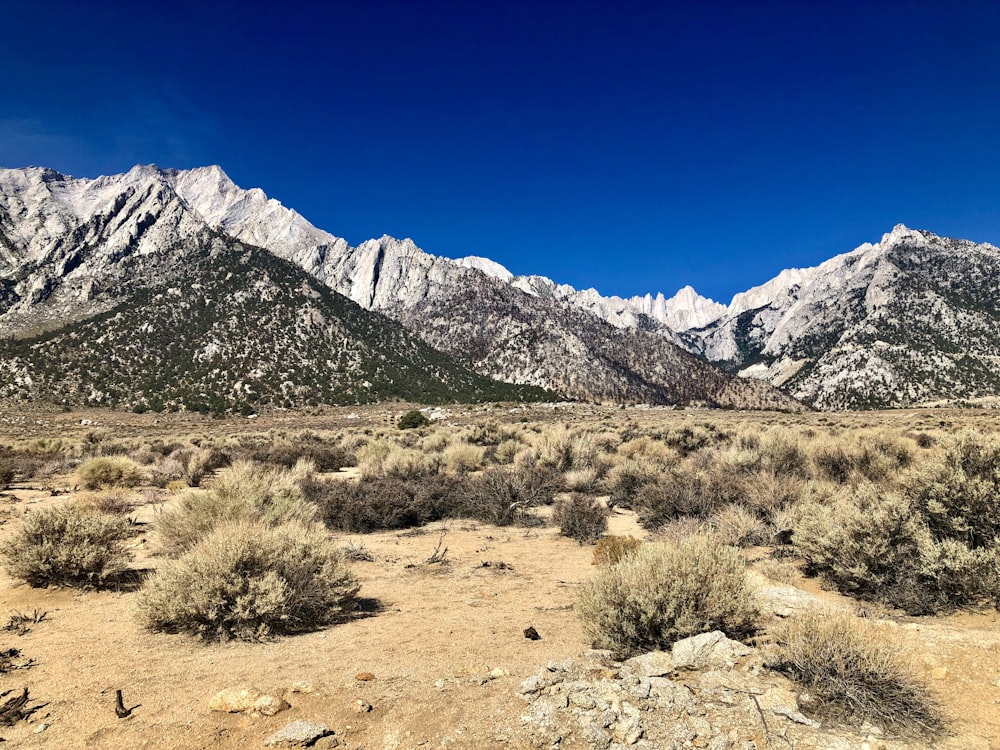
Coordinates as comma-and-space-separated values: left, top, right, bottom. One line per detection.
1, 404, 999, 749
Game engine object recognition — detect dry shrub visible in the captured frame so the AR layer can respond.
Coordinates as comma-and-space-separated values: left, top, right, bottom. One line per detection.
171, 447, 231, 487
810, 431, 913, 485
246, 441, 355, 472
148, 457, 185, 488
741, 471, 804, 520
136, 520, 359, 641
592, 535, 641, 566
576, 535, 757, 658
77, 456, 147, 490
494, 439, 522, 465
534, 428, 598, 472
604, 458, 665, 509
460, 466, 561, 526
464, 420, 521, 446
419, 431, 452, 452
563, 467, 599, 493
306, 475, 462, 533
82, 489, 136, 516
657, 424, 721, 456
443, 443, 485, 474
794, 484, 999, 614
1, 504, 131, 587
156, 461, 316, 555
634, 465, 734, 529
383, 448, 437, 479
553, 493, 608, 543
772, 608, 942, 737
757, 430, 810, 478
711, 504, 770, 548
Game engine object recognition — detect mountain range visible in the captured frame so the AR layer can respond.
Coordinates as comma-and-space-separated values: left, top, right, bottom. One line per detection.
2, 164, 996, 412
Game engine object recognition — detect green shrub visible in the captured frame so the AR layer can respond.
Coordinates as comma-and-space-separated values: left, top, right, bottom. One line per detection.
156, 461, 316, 555
397, 409, 431, 430
772, 608, 942, 737
576, 535, 757, 658
136, 520, 359, 641
1, 504, 132, 587
553, 493, 608, 543
592, 535, 641, 566
77, 456, 147, 490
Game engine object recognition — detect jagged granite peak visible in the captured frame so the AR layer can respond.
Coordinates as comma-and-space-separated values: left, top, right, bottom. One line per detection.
681, 224, 1000, 408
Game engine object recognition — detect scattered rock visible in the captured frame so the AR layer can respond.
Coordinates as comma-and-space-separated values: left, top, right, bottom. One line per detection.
670, 631, 752, 671
354, 672, 375, 682
253, 695, 291, 717
208, 687, 262, 713
524, 626, 541, 640
489, 666, 508, 679
33, 722, 49, 734
355, 699, 373, 713
264, 720, 334, 747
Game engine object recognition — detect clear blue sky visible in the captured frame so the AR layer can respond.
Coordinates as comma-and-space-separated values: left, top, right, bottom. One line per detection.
3, 0, 1000, 303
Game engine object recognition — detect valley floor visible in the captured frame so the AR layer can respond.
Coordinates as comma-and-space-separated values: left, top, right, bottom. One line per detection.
1, 405, 999, 748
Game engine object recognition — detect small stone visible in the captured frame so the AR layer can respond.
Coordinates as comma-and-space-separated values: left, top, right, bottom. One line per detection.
580, 723, 612, 749
254, 695, 291, 717
264, 720, 334, 746
208, 686, 262, 713
622, 652, 673, 678
355, 699, 373, 713
616, 715, 644, 745
34, 722, 49, 734
489, 666, 507, 679
520, 675, 545, 695
524, 626, 541, 640
770, 705, 821, 728
286, 681, 316, 694
313, 737, 341, 749
354, 672, 375, 681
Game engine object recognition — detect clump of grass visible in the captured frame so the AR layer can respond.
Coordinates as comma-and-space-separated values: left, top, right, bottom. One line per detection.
771, 608, 943, 738
442, 443, 485, 474
136, 520, 359, 641
1, 504, 132, 587
576, 535, 757, 658
77, 456, 147, 490
592, 535, 641, 566
553, 493, 608, 543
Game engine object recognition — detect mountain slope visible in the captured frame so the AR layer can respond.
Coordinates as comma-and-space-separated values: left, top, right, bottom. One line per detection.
680, 225, 1000, 409
160, 167, 801, 410
0, 168, 551, 411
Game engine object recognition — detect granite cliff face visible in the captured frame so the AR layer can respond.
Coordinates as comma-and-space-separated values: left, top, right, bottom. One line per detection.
678, 225, 1000, 408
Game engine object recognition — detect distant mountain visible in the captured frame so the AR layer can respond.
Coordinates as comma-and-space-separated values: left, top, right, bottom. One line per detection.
0, 165, 801, 412
679, 225, 1000, 409
0, 167, 549, 412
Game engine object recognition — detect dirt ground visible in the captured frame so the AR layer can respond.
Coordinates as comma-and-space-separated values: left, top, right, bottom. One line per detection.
1, 405, 1000, 749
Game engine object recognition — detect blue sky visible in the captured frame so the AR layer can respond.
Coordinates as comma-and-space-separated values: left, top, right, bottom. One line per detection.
3, 0, 1000, 303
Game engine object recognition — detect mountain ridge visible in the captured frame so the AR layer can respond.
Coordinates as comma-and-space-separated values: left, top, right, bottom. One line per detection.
0, 164, 801, 412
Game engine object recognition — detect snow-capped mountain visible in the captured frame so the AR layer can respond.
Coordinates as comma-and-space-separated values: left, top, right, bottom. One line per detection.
0, 165, 799, 411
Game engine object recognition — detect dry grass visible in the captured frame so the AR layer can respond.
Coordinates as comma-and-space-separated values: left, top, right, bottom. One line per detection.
771, 608, 943, 738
